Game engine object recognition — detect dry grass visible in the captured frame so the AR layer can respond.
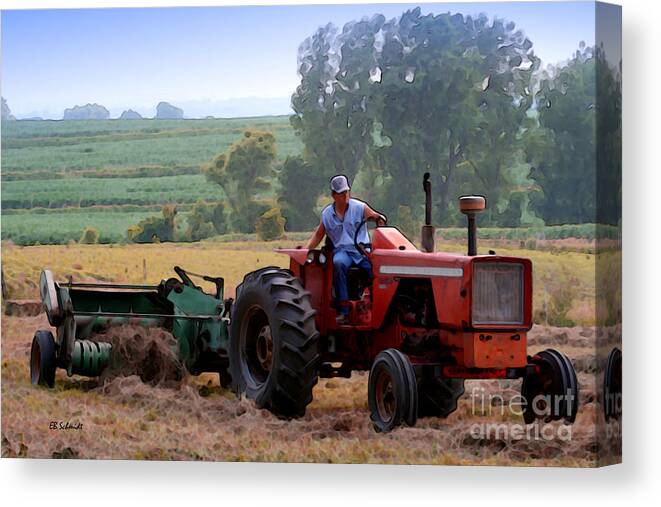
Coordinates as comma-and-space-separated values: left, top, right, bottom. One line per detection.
1, 239, 294, 300
1, 313, 621, 465
2, 239, 612, 326
1, 239, 621, 465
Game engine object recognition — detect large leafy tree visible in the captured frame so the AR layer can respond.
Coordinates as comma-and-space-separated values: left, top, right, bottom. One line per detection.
595, 45, 621, 226
526, 45, 597, 224
277, 156, 326, 231
376, 11, 538, 225
290, 18, 384, 194
291, 9, 538, 226
204, 130, 276, 233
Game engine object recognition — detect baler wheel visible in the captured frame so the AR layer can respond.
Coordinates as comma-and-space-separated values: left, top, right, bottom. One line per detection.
368, 349, 418, 432
603, 347, 622, 420
30, 330, 57, 388
522, 348, 579, 424
229, 267, 320, 418
417, 371, 465, 419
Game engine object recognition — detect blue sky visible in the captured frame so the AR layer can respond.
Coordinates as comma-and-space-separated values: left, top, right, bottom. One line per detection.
1, 2, 596, 119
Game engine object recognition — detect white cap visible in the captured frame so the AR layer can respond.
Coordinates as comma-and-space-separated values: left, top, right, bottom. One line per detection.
330, 174, 350, 193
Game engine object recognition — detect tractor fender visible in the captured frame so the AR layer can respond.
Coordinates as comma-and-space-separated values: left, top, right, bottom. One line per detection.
275, 248, 309, 266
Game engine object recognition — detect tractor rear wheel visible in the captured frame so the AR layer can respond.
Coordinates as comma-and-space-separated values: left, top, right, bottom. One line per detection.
368, 349, 418, 432
30, 330, 57, 388
229, 267, 320, 418
417, 369, 465, 418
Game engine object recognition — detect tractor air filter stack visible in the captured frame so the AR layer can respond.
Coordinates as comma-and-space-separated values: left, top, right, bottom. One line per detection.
421, 172, 435, 253
459, 195, 486, 256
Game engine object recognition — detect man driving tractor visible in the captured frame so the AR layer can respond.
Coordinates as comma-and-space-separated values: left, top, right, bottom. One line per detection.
306, 175, 386, 325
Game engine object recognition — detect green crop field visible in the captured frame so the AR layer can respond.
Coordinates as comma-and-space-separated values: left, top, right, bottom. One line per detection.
1, 116, 301, 244
2, 174, 229, 209
0, 117, 618, 247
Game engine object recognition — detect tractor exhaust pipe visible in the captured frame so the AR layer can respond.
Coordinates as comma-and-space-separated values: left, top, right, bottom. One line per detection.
459, 196, 486, 256
421, 173, 435, 253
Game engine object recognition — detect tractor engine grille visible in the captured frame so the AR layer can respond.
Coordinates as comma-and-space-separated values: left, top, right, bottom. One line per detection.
472, 262, 524, 325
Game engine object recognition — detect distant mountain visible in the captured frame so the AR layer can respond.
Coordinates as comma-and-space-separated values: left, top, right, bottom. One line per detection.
63, 103, 109, 120
6, 96, 293, 121
119, 109, 143, 120
22, 117, 44, 121
2, 97, 16, 121
155, 101, 183, 119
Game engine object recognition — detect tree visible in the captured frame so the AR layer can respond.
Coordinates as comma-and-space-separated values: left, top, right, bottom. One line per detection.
1, 97, 16, 121
127, 205, 177, 243
396, 205, 417, 241
374, 11, 538, 225
256, 207, 286, 241
185, 201, 227, 241
595, 45, 621, 226
290, 18, 384, 185
204, 131, 276, 233
291, 9, 538, 226
80, 227, 100, 244
277, 156, 325, 231
526, 45, 596, 224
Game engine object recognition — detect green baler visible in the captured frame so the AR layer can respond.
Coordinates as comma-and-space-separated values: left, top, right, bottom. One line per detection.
31, 267, 232, 387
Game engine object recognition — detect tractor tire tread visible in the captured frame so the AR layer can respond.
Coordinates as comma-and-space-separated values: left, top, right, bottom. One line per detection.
230, 268, 320, 418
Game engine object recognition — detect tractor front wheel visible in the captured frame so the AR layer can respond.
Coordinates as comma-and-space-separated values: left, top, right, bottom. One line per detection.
30, 330, 57, 388
521, 348, 579, 424
368, 349, 418, 432
604, 347, 622, 420
229, 267, 320, 418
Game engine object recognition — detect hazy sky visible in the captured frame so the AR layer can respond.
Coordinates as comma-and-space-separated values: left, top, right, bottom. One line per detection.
1, 2, 595, 119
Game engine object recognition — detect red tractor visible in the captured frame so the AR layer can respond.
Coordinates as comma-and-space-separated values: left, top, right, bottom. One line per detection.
228, 174, 578, 431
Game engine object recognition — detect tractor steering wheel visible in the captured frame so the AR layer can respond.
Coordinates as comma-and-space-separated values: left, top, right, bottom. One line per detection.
354, 215, 386, 257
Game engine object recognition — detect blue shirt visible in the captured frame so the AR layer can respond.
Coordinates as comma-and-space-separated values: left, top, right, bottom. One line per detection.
321, 198, 370, 260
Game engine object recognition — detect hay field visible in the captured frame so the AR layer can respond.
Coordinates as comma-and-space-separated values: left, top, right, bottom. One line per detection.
2, 239, 602, 325
1, 312, 620, 465
1, 240, 621, 465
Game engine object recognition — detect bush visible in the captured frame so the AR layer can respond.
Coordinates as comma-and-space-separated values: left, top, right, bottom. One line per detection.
235, 200, 271, 234
79, 227, 99, 244
189, 221, 216, 241
256, 207, 285, 241
127, 205, 177, 243
185, 201, 228, 241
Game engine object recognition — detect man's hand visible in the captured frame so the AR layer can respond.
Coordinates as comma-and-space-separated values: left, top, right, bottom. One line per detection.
364, 204, 387, 226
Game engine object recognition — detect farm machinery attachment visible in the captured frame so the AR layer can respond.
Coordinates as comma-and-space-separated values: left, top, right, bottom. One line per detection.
31, 266, 232, 388
31, 173, 579, 432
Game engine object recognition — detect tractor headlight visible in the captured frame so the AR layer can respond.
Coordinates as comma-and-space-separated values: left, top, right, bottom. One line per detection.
318, 252, 327, 265
306, 251, 315, 264
472, 262, 524, 325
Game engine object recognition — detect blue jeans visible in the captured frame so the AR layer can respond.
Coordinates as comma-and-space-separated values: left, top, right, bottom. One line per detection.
332, 249, 372, 315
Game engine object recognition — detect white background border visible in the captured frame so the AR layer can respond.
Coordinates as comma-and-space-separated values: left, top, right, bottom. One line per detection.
2, 0, 659, 504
